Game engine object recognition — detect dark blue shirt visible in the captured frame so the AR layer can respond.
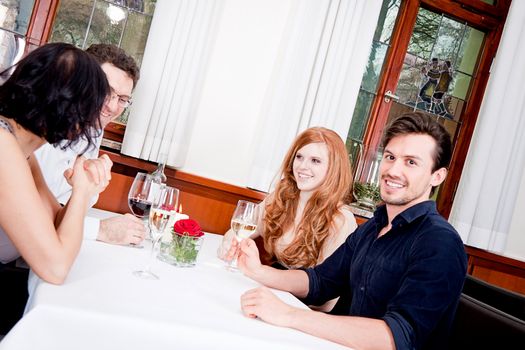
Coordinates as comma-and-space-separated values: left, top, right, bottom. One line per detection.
303, 201, 467, 350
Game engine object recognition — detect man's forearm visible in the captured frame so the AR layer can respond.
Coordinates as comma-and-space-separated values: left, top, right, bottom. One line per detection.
288, 309, 396, 350
251, 266, 310, 298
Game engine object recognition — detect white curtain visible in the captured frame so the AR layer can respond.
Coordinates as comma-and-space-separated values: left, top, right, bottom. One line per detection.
246, 0, 382, 192
121, 0, 223, 165
449, 0, 525, 253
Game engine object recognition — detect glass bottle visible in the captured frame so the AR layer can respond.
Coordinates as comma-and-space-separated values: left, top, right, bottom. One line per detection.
151, 153, 168, 184
146, 153, 168, 240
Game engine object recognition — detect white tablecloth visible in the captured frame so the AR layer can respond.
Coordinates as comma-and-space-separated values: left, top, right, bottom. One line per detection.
0, 209, 348, 350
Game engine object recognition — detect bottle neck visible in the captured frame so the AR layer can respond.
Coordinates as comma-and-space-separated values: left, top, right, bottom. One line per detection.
151, 153, 168, 183
154, 162, 165, 173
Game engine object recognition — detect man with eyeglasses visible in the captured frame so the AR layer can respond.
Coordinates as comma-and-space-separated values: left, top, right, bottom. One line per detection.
34, 44, 146, 246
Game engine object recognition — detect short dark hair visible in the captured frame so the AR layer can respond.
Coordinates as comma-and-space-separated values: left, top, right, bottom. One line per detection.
0, 42, 109, 150
382, 112, 452, 172
86, 44, 140, 88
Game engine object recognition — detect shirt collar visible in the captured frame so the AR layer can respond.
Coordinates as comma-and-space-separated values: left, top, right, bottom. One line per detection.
373, 200, 437, 228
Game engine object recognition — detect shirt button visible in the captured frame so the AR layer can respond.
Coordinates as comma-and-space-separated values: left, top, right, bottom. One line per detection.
360, 286, 365, 291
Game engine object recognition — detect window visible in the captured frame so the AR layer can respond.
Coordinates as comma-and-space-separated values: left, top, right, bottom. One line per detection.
49, 0, 157, 124
0, 0, 36, 72
346, 0, 511, 217
1, 0, 156, 149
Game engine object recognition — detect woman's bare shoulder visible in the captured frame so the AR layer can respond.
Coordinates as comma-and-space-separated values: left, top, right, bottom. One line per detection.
0, 129, 28, 172
317, 205, 358, 263
338, 204, 358, 233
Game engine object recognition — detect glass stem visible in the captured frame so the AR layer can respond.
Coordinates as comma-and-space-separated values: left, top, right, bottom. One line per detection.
228, 236, 243, 269
146, 234, 161, 272
142, 218, 151, 241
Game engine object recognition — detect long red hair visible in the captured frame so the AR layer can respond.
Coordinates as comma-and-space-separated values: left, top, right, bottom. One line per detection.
263, 127, 353, 267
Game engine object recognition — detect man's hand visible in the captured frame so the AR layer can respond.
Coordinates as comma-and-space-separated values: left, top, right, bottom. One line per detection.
98, 214, 146, 245
241, 286, 297, 327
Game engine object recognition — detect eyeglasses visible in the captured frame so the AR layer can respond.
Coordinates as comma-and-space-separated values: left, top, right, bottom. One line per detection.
106, 90, 133, 109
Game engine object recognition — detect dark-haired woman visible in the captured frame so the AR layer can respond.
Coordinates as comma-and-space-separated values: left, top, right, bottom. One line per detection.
0, 43, 112, 284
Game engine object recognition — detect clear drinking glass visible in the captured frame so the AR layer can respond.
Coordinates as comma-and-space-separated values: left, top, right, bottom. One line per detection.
127, 172, 156, 248
133, 185, 179, 279
227, 200, 258, 271
128, 172, 155, 219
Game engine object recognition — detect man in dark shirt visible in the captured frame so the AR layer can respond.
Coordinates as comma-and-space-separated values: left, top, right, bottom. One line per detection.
237, 112, 467, 350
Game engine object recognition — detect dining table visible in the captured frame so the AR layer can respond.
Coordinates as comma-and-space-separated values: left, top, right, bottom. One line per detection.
0, 208, 349, 350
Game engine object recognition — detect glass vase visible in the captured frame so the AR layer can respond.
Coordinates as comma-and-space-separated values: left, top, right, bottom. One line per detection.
159, 232, 203, 267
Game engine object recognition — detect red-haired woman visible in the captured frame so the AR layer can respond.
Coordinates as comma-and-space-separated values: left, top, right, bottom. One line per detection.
220, 127, 357, 312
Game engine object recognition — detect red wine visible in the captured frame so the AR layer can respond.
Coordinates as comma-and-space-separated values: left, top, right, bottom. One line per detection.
128, 198, 152, 218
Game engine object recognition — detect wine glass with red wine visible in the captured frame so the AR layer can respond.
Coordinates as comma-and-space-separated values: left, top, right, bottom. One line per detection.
128, 173, 155, 241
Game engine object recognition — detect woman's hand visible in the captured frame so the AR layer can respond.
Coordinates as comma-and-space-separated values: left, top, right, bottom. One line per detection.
64, 154, 113, 196
217, 230, 236, 262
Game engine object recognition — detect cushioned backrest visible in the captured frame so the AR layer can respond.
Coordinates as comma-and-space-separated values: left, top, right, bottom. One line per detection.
448, 294, 525, 349
462, 275, 525, 321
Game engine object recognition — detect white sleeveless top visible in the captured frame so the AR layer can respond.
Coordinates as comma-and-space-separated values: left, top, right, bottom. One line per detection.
0, 118, 21, 263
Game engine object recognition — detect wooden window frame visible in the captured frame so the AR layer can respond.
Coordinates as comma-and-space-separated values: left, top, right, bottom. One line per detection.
25, 0, 60, 48
452, 0, 510, 18
360, 0, 512, 218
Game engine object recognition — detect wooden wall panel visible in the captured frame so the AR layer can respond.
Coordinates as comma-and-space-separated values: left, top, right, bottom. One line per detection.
471, 267, 525, 295
97, 172, 134, 214
179, 191, 240, 234
466, 245, 525, 296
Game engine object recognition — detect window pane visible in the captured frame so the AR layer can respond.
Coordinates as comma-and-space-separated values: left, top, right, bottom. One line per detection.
447, 96, 466, 121
397, 55, 427, 104
374, 0, 401, 44
0, 29, 24, 71
0, 0, 35, 34
347, 90, 375, 142
456, 27, 484, 75
432, 16, 465, 64
50, 0, 155, 56
0, 0, 34, 72
362, 41, 388, 93
407, 8, 441, 60
117, 108, 130, 124
108, 0, 156, 15
450, 71, 471, 100
85, 0, 126, 47
49, 0, 93, 47
119, 9, 153, 66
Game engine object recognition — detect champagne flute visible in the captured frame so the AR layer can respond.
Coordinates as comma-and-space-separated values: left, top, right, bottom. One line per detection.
228, 200, 258, 271
133, 185, 179, 279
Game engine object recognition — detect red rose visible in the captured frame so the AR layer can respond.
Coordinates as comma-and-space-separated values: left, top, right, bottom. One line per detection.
173, 219, 204, 237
